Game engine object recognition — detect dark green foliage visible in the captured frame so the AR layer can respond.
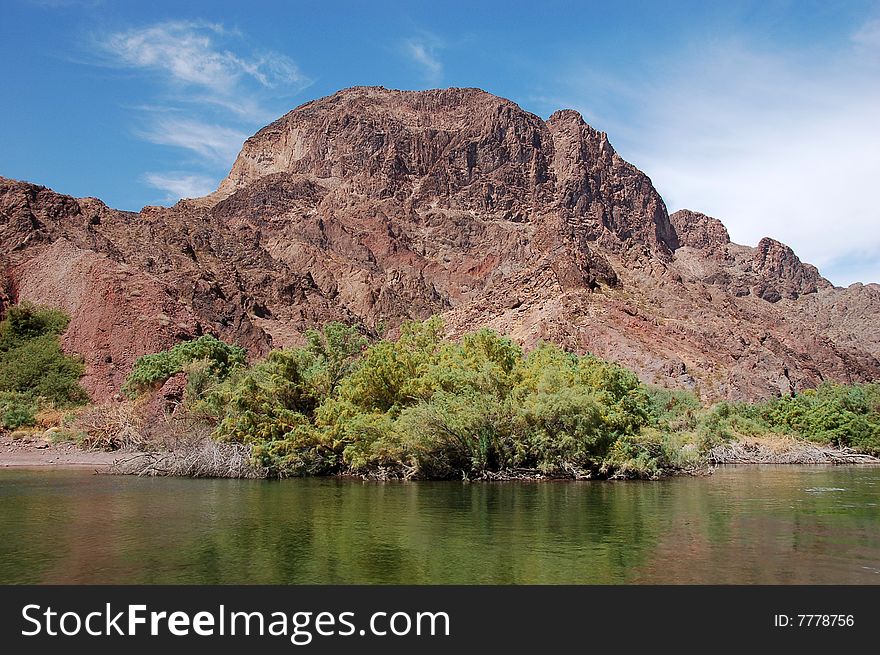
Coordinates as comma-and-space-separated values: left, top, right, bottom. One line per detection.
184, 319, 666, 478
756, 383, 880, 454
123, 334, 247, 396
0, 391, 38, 430
0, 335, 88, 405
134, 316, 880, 478
0, 302, 69, 350
0, 303, 87, 411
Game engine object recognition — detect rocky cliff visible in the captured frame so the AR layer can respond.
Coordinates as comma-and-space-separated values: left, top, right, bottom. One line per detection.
2, 86, 878, 400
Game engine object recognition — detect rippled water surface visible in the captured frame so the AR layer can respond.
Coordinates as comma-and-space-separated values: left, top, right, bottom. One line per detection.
1, 466, 878, 583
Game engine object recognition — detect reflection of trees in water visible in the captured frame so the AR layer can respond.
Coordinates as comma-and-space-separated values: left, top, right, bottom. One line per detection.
2, 468, 878, 584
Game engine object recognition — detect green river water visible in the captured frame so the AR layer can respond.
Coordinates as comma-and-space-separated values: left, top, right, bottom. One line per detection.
1, 465, 878, 584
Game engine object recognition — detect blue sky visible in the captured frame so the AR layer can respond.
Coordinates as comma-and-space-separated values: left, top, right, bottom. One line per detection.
2, 0, 879, 285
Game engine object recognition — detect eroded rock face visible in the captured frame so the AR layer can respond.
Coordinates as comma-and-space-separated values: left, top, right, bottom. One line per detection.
670, 209, 730, 256
1, 86, 878, 401
669, 208, 831, 304
751, 237, 828, 302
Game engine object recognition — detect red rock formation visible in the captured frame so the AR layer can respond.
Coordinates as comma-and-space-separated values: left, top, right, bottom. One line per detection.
1, 87, 878, 401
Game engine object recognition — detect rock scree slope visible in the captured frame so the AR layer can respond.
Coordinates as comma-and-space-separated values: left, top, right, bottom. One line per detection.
2, 86, 878, 401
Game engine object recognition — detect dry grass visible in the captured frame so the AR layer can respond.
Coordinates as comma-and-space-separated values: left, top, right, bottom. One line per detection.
34, 407, 66, 429
82, 399, 270, 478
709, 434, 880, 464
109, 436, 266, 478
72, 402, 145, 450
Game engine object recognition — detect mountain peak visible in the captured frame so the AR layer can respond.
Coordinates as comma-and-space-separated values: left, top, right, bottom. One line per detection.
3, 87, 878, 402
215, 86, 675, 258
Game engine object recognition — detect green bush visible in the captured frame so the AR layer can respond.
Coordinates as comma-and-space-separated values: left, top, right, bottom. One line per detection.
190, 319, 670, 478
123, 334, 247, 396
142, 315, 880, 478
0, 335, 88, 406
395, 390, 512, 476
757, 383, 880, 454
0, 391, 38, 430
0, 302, 69, 350
0, 302, 88, 410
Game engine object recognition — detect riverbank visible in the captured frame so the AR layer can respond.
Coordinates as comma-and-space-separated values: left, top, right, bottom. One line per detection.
0, 435, 119, 469
708, 434, 880, 465
4, 307, 879, 481
2, 433, 877, 477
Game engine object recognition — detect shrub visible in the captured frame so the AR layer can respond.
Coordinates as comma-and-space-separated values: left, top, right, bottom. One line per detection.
0, 302, 69, 350
757, 382, 880, 454
192, 319, 676, 478
300, 322, 368, 396
177, 317, 880, 479
0, 335, 87, 405
335, 317, 443, 414
396, 390, 512, 477
123, 334, 247, 396
72, 403, 144, 450
0, 302, 88, 410
0, 391, 38, 430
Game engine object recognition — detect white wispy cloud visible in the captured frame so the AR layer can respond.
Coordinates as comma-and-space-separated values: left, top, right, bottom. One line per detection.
143, 172, 218, 201
136, 117, 248, 165
402, 36, 443, 84
91, 20, 311, 203
100, 20, 308, 97
545, 23, 880, 285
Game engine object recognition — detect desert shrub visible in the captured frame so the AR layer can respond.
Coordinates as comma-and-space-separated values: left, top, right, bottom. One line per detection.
646, 386, 701, 431
249, 420, 334, 476
300, 322, 368, 396
198, 319, 674, 478
119, 315, 880, 477
335, 411, 402, 475
208, 350, 323, 432
0, 303, 88, 410
182, 358, 219, 407
757, 383, 880, 454
72, 403, 144, 450
335, 317, 444, 414
186, 323, 365, 476
202, 349, 328, 475
602, 434, 663, 478
513, 385, 606, 472
395, 390, 513, 477
657, 430, 703, 469
0, 335, 88, 405
505, 344, 651, 473
123, 334, 247, 396
0, 391, 38, 430
0, 302, 69, 349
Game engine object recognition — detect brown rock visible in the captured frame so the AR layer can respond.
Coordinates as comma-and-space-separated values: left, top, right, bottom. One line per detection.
1, 87, 878, 401
670, 209, 730, 255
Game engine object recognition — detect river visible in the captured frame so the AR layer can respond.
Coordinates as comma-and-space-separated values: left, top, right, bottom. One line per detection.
1, 465, 878, 584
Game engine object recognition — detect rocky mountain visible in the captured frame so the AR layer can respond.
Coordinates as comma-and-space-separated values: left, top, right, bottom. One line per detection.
2, 86, 878, 401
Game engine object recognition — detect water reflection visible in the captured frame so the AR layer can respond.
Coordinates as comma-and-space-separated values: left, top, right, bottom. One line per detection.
0, 466, 877, 584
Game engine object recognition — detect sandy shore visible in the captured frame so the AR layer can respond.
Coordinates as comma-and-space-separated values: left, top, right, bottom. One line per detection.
0, 436, 120, 469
